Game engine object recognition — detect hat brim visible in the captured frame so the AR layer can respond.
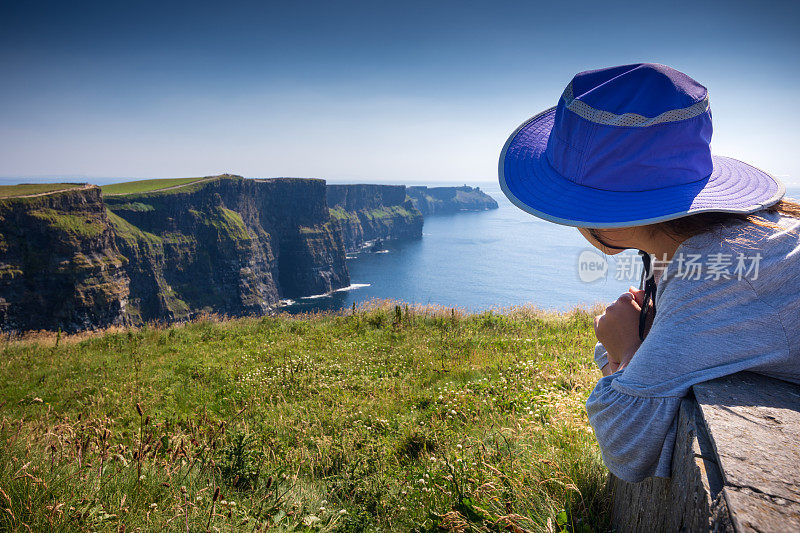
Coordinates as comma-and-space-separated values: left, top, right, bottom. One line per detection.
499, 107, 785, 229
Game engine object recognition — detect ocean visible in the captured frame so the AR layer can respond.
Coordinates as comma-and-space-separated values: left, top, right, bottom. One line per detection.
288, 181, 798, 314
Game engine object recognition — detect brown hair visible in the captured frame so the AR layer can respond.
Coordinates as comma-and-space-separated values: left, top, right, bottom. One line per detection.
655, 198, 800, 244
587, 198, 800, 251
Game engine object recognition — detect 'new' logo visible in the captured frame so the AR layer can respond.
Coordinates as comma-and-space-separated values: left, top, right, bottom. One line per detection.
578, 250, 608, 283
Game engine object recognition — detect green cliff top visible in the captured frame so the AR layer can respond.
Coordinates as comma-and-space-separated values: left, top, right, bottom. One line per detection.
100, 176, 215, 195
0, 183, 84, 198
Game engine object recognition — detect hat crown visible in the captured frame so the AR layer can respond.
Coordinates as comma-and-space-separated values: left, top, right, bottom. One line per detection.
545, 63, 714, 192
571, 63, 707, 117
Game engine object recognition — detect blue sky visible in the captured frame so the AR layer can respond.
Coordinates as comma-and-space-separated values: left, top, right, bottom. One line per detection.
1, 0, 798, 184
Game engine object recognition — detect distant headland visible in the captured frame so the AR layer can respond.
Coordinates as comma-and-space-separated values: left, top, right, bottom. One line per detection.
406, 185, 499, 215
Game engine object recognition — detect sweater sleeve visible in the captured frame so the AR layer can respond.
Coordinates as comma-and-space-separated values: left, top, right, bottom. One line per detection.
585, 373, 681, 481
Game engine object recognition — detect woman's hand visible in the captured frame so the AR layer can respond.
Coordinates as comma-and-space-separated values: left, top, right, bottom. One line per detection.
594, 287, 647, 372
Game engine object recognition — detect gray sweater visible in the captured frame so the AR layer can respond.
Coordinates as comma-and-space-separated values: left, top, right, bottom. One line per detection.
587, 210, 800, 482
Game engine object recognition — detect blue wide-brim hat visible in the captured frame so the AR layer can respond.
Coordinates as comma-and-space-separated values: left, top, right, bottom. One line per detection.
499, 63, 785, 228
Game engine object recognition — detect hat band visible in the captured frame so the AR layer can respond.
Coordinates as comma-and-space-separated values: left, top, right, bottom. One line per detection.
561, 81, 710, 128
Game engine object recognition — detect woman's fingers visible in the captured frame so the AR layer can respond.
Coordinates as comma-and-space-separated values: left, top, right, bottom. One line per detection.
628, 286, 646, 306
595, 292, 641, 334
613, 292, 641, 312
594, 291, 645, 367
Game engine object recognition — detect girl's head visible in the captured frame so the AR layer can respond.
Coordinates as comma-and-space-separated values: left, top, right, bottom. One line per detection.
498, 64, 786, 238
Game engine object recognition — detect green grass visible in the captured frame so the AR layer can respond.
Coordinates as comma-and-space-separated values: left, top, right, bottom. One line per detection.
329, 205, 419, 223
199, 207, 250, 241
105, 210, 163, 246
100, 177, 210, 196
0, 183, 83, 198
107, 202, 156, 212
366, 205, 417, 221
28, 208, 106, 238
0, 302, 610, 532
329, 207, 350, 221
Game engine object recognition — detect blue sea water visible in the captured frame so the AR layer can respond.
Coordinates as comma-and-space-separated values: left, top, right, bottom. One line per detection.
284, 182, 657, 313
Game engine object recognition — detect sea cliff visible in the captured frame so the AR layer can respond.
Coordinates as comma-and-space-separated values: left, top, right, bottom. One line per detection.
0, 176, 350, 332
106, 175, 349, 324
0, 185, 129, 332
327, 184, 423, 252
406, 185, 498, 215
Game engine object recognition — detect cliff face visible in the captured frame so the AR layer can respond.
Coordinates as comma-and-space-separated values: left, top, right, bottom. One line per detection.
327, 184, 423, 253
406, 185, 498, 215
0, 176, 350, 332
105, 176, 349, 324
0, 186, 129, 332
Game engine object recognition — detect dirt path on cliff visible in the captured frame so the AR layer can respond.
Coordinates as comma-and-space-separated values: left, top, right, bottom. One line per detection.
5, 183, 95, 199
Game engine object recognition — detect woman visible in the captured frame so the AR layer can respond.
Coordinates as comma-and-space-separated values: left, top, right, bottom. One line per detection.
498, 63, 800, 483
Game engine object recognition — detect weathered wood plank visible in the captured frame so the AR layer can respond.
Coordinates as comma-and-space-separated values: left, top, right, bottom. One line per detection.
693, 372, 800, 532
722, 486, 800, 532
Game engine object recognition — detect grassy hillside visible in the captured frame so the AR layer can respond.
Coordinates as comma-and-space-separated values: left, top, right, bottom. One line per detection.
0, 302, 609, 532
100, 177, 210, 196
0, 183, 83, 198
